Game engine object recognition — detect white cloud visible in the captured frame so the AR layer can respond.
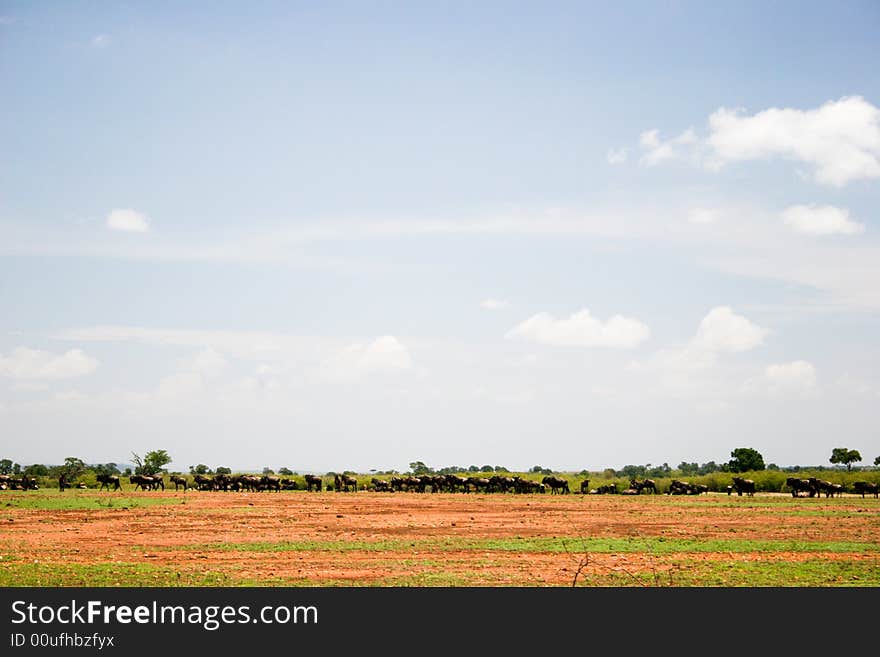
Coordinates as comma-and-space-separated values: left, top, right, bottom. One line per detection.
156, 372, 204, 399
91, 34, 110, 48
781, 204, 865, 236
480, 298, 510, 310
320, 336, 413, 381
628, 307, 768, 399
12, 382, 50, 392
106, 209, 150, 232
692, 306, 768, 353
764, 360, 817, 394
688, 208, 720, 225
0, 347, 98, 380
506, 309, 650, 348
606, 148, 628, 164
190, 347, 228, 378
706, 96, 880, 186
639, 128, 698, 167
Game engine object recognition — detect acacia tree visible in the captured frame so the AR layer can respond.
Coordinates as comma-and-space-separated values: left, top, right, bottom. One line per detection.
60, 457, 86, 480
830, 447, 862, 471
132, 450, 172, 476
727, 448, 765, 473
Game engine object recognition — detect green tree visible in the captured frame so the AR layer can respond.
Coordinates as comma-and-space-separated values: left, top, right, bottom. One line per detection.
132, 450, 172, 476
262, 467, 275, 476
190, 464, 211, 475
215, 466, 232, 475
829, 447, 862, 471
727, 448, 765, 473
278, 467, 293, 476
874, 456, 880, 467
678, 462, 699, 476
409, 461, 433, 475
61, 457, 86, 480
24, 464, 49, 477
93, 463, 120, 476
480, 465, 494, 472
0, 459, 13, 475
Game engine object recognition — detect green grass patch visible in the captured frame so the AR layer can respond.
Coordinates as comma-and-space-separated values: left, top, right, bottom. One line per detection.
0, 562, 236, 587
571, 558, 880, 587
0, 492, 181, 511
171, 535, 880, 555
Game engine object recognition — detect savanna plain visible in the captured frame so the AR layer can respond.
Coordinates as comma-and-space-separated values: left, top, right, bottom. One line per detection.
1, 489, 878, 587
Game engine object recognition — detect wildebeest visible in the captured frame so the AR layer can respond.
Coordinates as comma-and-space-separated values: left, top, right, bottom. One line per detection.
731, 476, 756, 497
370, 477, 392, 492
667, 479, 705, 495
304, 474, 322, 492
334, 473, 357, 492
593, 483, 618, 494
853, 481, 879, 498
97, 473, 122, 492
580, 479, 591, 494
129, 474, 157, 491
542, 475, 570, 494
169, 475, 188, 491
630, 478, 657, 494
58, 474, 71, 492
786, 477, 816, 498
260, 475, 281, 492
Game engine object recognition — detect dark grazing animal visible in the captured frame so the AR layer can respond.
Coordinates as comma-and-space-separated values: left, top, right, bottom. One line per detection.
334, 473, 357, 492
542, 476, 570, 494
786, 477, 816, 498
97, 473, 122, 491
260, 475, 281, 492
853, 481, 879, 498
630, 478, 657, 494
169, 475, 188, 491
129, 474, 157, 491
580, 479, 591, 494
731, 476, 756, 497
304, 474, 323, 492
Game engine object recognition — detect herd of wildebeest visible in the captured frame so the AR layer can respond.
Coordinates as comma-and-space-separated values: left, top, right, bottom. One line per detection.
1, 471, 879, 498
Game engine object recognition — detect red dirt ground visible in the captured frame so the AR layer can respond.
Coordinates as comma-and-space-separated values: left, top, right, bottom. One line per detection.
2, 491, 878, 585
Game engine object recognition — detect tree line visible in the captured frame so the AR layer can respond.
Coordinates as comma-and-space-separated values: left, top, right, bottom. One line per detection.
1, 445, 877, 483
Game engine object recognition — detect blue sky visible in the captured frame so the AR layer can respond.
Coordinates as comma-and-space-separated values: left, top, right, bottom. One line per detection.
2, 2, 879, 472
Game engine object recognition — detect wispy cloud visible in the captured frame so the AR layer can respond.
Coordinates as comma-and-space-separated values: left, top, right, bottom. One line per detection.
638, 128, 698, 167
0, 347, 98, 380
606, 148, 628, 164
781, 204, 864, 236
480, 298, 510, 311
106, 208, 150, 232
91, 34, 111, 48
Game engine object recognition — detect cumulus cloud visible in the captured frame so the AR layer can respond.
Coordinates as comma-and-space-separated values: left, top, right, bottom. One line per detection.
480, 298, 510, 310
705, 96, 880, 186
506, 309, 650, 348
0, 347, 98, 380
764, 360, 817, 394
639, 128, 698, 167
320, 336, 413, 380
781, 204, 865, 236
106, 208, 150, 232
606, 148, 628, 164
692, 306, 768, 353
